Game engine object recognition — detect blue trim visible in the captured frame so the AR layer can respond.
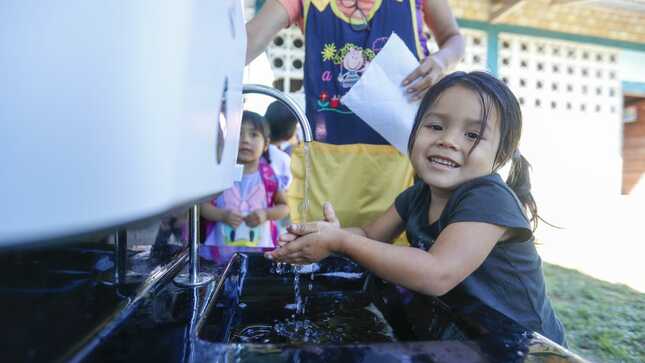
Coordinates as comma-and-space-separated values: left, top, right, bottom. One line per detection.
487, 28, 499, 76
623, 81, 645, 95
458, 19, 645, 52
255, 0, 266, 13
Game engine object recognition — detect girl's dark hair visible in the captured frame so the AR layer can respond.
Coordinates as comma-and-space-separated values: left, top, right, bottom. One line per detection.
408, 71, 538, 230
242, 110, 271, 163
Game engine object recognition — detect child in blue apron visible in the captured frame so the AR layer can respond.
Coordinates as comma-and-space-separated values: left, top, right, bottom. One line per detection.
246, 0, 465, 235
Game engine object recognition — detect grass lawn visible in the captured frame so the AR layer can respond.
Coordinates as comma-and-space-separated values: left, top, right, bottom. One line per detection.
543, 263, 645, 363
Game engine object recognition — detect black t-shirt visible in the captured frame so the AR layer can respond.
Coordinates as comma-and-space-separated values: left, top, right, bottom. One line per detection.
395, 174, 566, 345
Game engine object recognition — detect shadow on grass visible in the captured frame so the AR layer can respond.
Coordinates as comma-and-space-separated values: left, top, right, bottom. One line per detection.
544, 263, 645, 363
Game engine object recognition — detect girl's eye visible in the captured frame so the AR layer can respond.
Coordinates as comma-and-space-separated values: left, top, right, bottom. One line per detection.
425, 123, 443, 131
465, 131, 480, 140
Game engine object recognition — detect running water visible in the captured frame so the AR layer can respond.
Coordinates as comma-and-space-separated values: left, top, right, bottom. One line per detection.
293, 142, 312, 318
269, 142, 313, 337
300, 142, 312, 224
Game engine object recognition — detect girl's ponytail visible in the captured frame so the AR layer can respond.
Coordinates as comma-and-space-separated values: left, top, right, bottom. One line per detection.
506, 151, 538, 230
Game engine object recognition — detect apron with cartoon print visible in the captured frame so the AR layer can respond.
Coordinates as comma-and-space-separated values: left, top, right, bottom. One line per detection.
287, 0, 427, 237
304, 0, 426, 144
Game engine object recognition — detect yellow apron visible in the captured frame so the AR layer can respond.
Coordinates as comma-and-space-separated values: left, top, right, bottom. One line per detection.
287, 141, 414, 245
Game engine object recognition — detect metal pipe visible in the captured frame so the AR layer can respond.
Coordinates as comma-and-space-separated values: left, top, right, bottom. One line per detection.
194, 253, 243, 336
114, 229, 127, 284
174, 204, 213, 288
59, 248, 190, 363
181, 283, 201, 363
242, 84, 313, 143
188, 204, 199, 284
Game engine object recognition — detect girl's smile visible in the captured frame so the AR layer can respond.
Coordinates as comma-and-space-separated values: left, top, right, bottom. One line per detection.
427, 155, 461, 170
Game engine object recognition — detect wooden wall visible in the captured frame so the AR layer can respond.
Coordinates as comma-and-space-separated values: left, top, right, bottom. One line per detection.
623, 99, 645, 194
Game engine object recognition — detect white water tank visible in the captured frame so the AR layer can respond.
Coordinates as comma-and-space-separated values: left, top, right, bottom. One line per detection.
0, 0, 246, 246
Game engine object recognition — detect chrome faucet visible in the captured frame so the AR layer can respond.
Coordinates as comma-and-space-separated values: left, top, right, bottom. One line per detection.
242, 84, 313, 143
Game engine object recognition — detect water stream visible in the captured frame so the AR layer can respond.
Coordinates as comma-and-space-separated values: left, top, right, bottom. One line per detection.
292, 142, 311, 328
270, 142, 313, 339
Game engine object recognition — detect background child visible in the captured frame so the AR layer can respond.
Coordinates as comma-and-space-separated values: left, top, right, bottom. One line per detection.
201, 111, 289, 248
266, 72, 567, 346
264, 100, 298, 188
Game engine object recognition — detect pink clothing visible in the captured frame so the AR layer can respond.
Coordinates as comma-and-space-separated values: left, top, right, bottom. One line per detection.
203, 159, 282, 248
278, 0, 431, 31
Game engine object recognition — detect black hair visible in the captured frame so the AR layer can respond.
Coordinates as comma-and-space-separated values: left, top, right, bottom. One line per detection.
264, 101, 298, 142
408, 71, 538, 230
241, 110, 271, 163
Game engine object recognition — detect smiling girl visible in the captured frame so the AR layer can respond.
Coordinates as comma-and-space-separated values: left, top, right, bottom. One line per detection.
266, 72, 566, 345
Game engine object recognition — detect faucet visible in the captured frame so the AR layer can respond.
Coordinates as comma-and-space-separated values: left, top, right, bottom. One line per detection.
242, 84, 313, 143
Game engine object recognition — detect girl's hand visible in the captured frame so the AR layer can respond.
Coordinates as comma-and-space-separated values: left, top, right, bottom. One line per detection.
224, 210, 243, 228
266, 202, 342, 264
266, 221, 344, 264
277, 202, 340, 244
245, 209, 267, 227
402, 55, 446, 101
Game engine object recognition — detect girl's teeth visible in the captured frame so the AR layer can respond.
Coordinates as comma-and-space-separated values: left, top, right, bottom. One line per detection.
431, 158, 457, 167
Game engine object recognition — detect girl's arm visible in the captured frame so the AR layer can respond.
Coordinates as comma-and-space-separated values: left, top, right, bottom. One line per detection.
266, 189, 290, 221
245, 0, 290, 65
402, 0, 465, 100
279, 203, 405, 244
200, 202, 243, 228
245, 190, 290, 227
268, 217, 505, 296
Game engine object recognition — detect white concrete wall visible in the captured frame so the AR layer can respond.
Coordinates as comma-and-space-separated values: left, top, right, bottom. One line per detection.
497, 34, 623, 229
620, 49, 645, 84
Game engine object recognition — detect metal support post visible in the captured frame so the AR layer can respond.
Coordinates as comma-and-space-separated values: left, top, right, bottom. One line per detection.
114, 229, 127, 285
174, 204, 214, 287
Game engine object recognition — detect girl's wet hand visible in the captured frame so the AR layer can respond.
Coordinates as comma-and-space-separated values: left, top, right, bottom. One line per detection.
322, 202, 340, 228
401, 56, 446, 101
265, 222, 344, 264
265, 203, 342, 264
244, 209, 267, 227
277, 231, 298, 246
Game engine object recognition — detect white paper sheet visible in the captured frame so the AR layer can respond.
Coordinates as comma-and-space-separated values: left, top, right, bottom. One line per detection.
341, 32, 420, 155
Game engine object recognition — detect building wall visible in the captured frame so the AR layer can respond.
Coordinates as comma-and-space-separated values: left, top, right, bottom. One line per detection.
623, 100, 645, 194
449, 0, 645, 44
621, 49, 645, 83
493, 33, 623, 224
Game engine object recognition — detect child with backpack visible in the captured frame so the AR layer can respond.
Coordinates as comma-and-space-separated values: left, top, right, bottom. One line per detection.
201, 111, 289, 247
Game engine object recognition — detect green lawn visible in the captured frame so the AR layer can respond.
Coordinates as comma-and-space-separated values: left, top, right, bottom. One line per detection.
543, 263, 645, 363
